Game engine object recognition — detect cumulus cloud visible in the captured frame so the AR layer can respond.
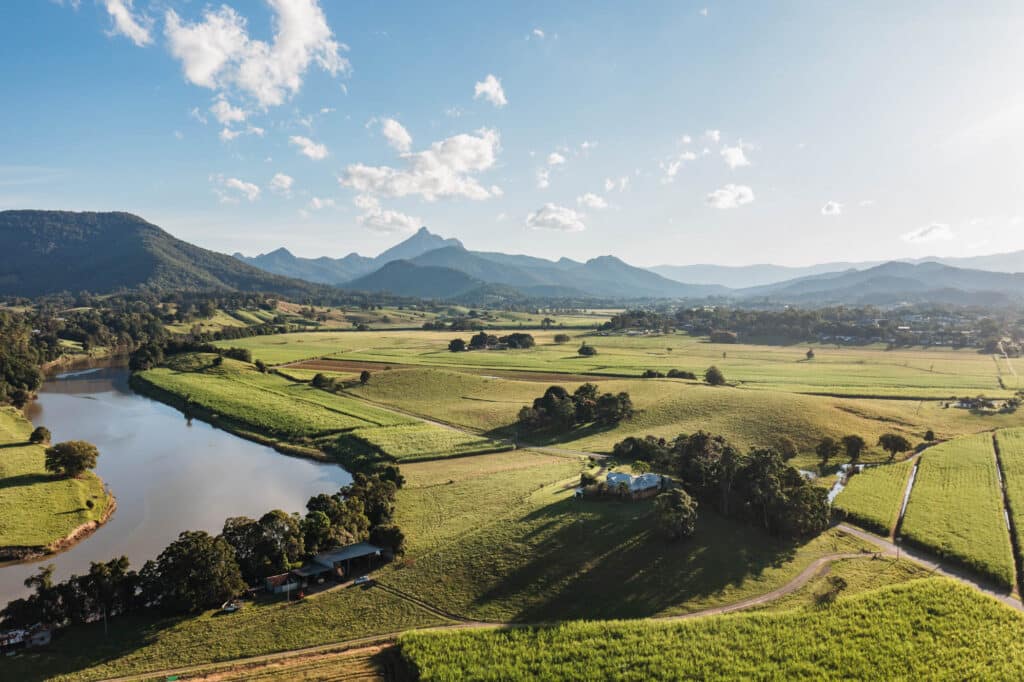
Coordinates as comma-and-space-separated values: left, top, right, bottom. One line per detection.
660, 151, 698, 183
210, 95, 246, 124
164, 0, 349, 108
536, 168, 550, 189
679, 134, 692, 144
341, 128, 501, 201
707, 184, 754, 209
308, 196, 335, 210
547, 152, 566, 166
821, 201, 843, 216
380, 118, 412, 152
219, 124, 264, 141
704, 129, 721, 143
532, 28, 545, 38
269, 172, 294, 196
290, 135, 328, 160
212, 175, 260, 202
527, 204, 586, 232
902, 223, 954, 243
577, 193, 608, 209
103, 0, 152, 46
474, 74, 507, 108
353, 195, 421, 233
720, 145, 750, 169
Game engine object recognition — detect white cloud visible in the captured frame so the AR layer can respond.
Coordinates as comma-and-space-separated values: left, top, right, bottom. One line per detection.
103, 0, 152, 46
380, 118, 412, 152
699, 7, 709, 16
660, 151, 698, 183
164, 0, 349, 108
577, 193, 608, 209
579, 140, 597, 151
189, 107, 208, 124
547, 152, 566, 166
173, 130, 184, 140
473, 74, 507, 108
308, 196, 335, 210
902, 223, 954, 243
527, 203, 586, 232
352, 195, 420, 233
269, 172, 293, 196
210, 95, 247, 124
821, 201, 843, 216
289, 135, 328, 160
707, 184, 755, 209
604, 176, 630, 192
220, 124, 265, 141
679, 134, 692, 144
536, 168, 550, 189
704, 129, 721, 143
532, 28, 545, 38
490, 185, 504, 197
212, 175, 260, 202
341, 128, 501, 201
720, 145, 750, 169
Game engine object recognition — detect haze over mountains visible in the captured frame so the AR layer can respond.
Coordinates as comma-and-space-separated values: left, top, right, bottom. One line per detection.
5, 210, 1024, 307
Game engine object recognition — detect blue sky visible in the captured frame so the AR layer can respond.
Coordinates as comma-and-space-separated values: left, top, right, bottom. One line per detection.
1, 1, 1023, 266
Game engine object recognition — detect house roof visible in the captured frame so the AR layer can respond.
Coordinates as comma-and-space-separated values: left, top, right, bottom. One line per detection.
292, 563, 333, 577
313, 542, 384, 568
265, 573, 298, 587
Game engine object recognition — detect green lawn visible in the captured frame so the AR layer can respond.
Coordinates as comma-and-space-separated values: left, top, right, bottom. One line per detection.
901, 433, 1015, 588
833, 460, 915, 535
0, 408, 109, 550
399, 579, 1024, 681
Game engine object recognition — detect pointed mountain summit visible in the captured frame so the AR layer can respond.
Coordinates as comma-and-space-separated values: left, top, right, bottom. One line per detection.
375, 227, 464, 264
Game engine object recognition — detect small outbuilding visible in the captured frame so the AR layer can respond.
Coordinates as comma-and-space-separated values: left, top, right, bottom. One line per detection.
312, 542, 386, 580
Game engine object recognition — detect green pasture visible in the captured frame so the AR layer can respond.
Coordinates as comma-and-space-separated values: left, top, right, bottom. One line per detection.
833, 460, 915, 535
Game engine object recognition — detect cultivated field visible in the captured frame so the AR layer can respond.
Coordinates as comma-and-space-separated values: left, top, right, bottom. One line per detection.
398, 579, 1024, 681
0, 408, 109, 550
900, 433, 1015, 588
220, 330, 1013, 398
347, 423, 505, 462
994, 428, 1024, 566
833, 460, 915, 536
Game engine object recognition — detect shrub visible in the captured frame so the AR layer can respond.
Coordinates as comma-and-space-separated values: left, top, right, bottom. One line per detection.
553, 333, 571, 344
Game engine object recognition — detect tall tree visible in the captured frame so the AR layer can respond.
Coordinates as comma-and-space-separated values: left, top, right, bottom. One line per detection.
654, 489, 699, 540
44, 440, 99, 478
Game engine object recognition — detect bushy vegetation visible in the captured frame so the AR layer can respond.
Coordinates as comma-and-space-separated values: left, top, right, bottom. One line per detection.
399, 579, 1024, 681
833, 460, 915, 535
517, 384, 632, 433
901, 433, 1015, 587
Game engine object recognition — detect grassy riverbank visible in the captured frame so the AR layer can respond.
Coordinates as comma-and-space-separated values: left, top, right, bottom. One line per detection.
0, 408, 109, 557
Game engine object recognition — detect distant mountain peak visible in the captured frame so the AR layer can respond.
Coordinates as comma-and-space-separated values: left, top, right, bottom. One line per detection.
375, 226, 464, 264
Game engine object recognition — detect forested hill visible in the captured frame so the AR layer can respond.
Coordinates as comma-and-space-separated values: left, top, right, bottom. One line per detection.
0, 210, 326, 298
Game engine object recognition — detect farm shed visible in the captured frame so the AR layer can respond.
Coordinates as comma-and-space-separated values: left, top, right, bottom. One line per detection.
312, 542, 386, 579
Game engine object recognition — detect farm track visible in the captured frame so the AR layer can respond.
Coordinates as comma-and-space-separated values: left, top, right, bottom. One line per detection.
97, 550, 881, 682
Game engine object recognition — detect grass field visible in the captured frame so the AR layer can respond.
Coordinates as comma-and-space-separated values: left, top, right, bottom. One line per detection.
135, 355, 415, 439
901, 433, 1016, 588
398, 579, 1024, 681
994, 428, 1024, 576
219, 330, 1013, 398
347, 423, 506, 461
0, 408, 109, 550
833, 460, 916, 535
377, 450, 871, 622
0, 580, 445, 682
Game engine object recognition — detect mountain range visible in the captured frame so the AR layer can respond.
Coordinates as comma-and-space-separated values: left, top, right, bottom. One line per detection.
4, 210, 1024, 307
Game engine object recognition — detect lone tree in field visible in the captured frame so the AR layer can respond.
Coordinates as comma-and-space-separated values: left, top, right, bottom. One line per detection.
841, 435, 867, 462
44, 441, 99, 478
806, 348, 815, 360
578, 342, 598, 357
359, 370, 371, 385
29, 426, 51, 445
553, 333, 571, 344
704, 366, 726, 386
654, 488, 698, 540
448, 338, 466, 352
815, 437, 841, 464
878, 433, 913, 461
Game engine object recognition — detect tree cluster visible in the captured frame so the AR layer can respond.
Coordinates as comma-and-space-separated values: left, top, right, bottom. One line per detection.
448, 331, 536, 351
613, 431, 830, 539
517, 384, 633, 432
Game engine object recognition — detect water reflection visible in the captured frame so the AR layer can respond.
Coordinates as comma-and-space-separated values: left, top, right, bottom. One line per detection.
3, 367, 351, 605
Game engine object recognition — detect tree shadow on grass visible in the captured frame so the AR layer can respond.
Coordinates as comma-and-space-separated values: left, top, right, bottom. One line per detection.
0, 473, 53, 490
473, 497, 800, 623
0, 612, 186, 682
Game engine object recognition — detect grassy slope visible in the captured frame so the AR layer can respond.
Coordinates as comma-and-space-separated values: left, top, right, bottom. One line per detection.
348, 424, 505, 461
0, 408, 108, 549
833, 460, 915, 535
399, 579, 1024, 681
378, 450, 870, 622
901, 433, 1015, 587
135, 355, 414, 439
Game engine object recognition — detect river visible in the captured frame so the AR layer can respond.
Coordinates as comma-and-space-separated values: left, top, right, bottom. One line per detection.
0, 367, 352, 606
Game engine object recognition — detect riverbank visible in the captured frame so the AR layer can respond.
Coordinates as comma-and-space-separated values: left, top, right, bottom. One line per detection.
0, 407, 112, 563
